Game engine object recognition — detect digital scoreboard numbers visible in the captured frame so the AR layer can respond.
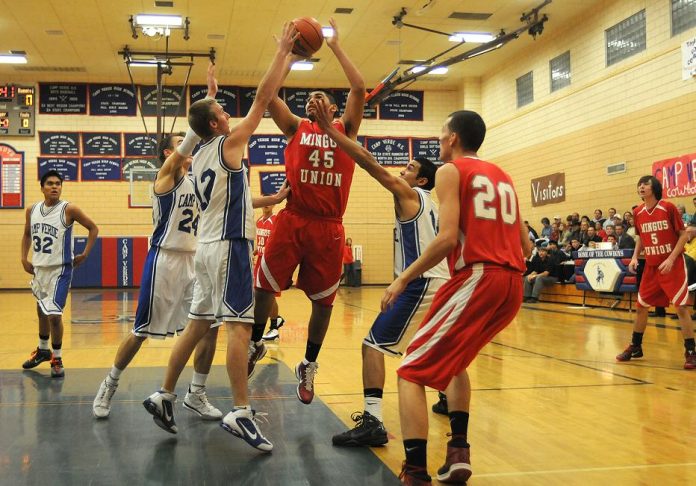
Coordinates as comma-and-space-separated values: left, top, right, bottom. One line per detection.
0, 85, 35, 137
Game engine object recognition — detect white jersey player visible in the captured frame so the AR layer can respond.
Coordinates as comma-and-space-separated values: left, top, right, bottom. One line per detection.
21, 170, 99, 378
143, 26, 295, 453
93, 129, 222, 421
314, 100, 449, 447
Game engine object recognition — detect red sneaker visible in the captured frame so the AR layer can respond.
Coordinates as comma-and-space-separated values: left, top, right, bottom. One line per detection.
436, 442, 472, 483
616, 344, 643, 362
50, 357, 65, 378
399, 462, 432, 485
685, 350, 696, 370
295, 361, 318, 404
22, 347, 52, 369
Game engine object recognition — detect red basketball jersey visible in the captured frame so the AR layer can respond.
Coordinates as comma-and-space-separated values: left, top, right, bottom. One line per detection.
449, 157, 526, 274
634, 200, 684, 266
284, 119, 355, 219
255, 214, 276, 256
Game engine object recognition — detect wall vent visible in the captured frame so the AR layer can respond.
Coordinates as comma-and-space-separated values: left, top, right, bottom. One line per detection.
155, 1, 174, 7
334, 8, 353, 14
14, 66, 86, 72
606, 162, 626, 175
448, 12, 492, 20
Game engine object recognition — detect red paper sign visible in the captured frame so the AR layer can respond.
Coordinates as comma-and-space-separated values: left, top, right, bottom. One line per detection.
652, 152, 696, 199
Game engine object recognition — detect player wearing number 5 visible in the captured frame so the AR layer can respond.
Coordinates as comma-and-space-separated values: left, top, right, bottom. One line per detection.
21, 170, 99, 377
252, 19, 366, 405
382, 111, 532, 485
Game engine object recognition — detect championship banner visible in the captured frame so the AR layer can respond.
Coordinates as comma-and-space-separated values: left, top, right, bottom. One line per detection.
682, 36, 696, 80
652, 152, 696, 198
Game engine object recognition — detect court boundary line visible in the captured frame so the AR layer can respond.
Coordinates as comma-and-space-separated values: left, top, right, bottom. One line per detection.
475, 461, 696, 478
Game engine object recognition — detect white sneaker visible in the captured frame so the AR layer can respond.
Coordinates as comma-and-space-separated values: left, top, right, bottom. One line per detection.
183, 386, 223, 420
221, 408, 273, 452
143, 390, 178, 434
93, 379, 118, 418
262, 328, 280, 341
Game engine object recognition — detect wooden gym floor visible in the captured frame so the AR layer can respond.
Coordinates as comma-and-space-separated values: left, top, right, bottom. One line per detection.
1, 286, 695, 485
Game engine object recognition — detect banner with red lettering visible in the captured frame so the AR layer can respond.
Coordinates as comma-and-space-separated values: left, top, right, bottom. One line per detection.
652, 152, 696, 198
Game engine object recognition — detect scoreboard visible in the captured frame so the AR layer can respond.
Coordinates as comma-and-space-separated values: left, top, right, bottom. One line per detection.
0, 85, 35, 137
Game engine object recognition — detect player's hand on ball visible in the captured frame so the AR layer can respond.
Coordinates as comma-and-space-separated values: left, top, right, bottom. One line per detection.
382, 277, 406, 311
73, 253, 87, 267
276, 21, 300, 55
326, 18, 339, 49
658, 257, 673, 275
21, 259, 34, 275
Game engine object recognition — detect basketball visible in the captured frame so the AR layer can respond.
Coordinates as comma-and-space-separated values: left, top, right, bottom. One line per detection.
292, 17, 324, 57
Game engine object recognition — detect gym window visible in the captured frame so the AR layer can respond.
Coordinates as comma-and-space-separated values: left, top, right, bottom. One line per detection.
516, 71, 534, 108
672, 0, 696, 35
605, 10, 646, 67
549, 51, 571, 92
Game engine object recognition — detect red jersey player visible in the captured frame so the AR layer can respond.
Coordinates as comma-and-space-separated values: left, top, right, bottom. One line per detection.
381, 111, 532, 485
251, 18, 366, 404
616, 175, 695, 369
254, 203, 284, 340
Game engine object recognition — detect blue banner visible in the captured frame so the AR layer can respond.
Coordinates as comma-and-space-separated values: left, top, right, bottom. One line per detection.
81, 158, 122, 181
89, 84, 137, 116
38, 157, 79, 181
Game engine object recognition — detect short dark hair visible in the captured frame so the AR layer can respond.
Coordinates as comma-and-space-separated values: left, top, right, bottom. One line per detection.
637, 175, 662, 200
188, 99, 217, 139
541, 217, 550, 225
446, 110, 486, 152
158, 132, 186, 163
311, 90, 336, 106
595, 209, 602, 215
414, 157, 437, 191
40, 170, 63, 186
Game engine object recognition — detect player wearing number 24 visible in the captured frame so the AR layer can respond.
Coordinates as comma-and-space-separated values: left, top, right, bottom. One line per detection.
21, 169, 99, 378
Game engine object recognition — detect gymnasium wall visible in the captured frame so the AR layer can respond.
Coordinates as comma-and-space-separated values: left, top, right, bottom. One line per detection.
0, 88, 461, 289
479, 0, 696, 226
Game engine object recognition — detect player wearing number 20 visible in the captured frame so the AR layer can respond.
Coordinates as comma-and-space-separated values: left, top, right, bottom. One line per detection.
21, 170, 99, 377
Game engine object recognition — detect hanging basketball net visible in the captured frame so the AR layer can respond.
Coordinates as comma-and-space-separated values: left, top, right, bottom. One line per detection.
365, 0, 552, 106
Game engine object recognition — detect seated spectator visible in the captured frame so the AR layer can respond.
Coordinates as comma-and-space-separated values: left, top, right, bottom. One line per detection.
550, 222, 560, 242
625, 213, 637, 240
615, 224, 635, 249
584, 226, 602, 246
677, 204, 691, 226
603, 224, 616, 242
571, 212, 580, 221
595, 221, 607, 240
593, 209, 606, 226
606, 234, 618, 249
581, 215, 591, 224
524, 220, 539, 242
548, 240, 574, 282
579, 221, 590, 244
568, 238, 585, 254
523, 247, 558, 303
622, 211, 632, 229
540, 217, 552, 238
603, 207, 618, 229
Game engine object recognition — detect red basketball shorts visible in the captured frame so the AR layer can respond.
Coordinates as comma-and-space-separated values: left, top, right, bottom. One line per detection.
398, 263, 523, 391
255, 209, 344, 306
253, 256, 280, 297
637, 255, 689, 308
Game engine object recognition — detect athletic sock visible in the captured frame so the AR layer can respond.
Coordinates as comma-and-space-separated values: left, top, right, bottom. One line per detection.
251, 323, 266, 343
403, 439, 428, 469
52, 343, 62, 359
363, 388, 383, 422
631, 332, 644, 347
38, 335, 50, 350
685, 338, 696, 352
304, 340, 322, 363
448, 411, 470, 447
233, 404, 251, 411
107, 366, 123, 385
191, 371, 208, 391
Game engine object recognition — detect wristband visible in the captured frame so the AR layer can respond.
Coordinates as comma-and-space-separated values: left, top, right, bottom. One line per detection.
176, 128, 201, 157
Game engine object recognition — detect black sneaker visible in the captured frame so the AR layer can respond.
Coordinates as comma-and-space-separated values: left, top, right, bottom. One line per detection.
432, 392, 448, 416
332, 411, 388, 447
22, 347, 52, 369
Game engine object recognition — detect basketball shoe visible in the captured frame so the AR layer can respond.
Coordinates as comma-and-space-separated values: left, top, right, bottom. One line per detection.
332, 411, 388, 447
262, 316, 285, 341
248, 341, 267, 378
399, 463, 432, 485
143, 391, 178, 433
685, 350, 696, 370
295, 361, 318, 404
432, 392, 448, 416
183, 386, 223, 420
22, 347, 52, 369
436, 441, 472, 483
93, 379, 118, 418
220, 408, 273, 452
50, 357, 64, 378
616, 344, 643, 362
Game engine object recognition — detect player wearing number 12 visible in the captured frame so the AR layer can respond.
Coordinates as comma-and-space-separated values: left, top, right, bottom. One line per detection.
21, 170, 99, 378
382, 111, 532, 485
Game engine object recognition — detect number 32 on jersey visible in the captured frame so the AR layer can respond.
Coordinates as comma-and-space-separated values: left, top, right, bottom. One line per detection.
472, 174, 517, 224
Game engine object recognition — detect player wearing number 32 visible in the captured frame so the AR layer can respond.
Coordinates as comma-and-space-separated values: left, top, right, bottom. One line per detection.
381, 111, 532, 485
21, 170, 99, 378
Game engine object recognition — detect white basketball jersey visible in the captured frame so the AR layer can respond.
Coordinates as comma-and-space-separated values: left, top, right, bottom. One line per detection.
394, 187, 449, 279
30, 200, 73, 267
150, 175, 198, 252
191, 135, 254, 243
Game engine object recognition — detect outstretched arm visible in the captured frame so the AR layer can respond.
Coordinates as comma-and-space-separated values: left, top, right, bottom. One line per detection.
252, 180, 290, 208
268, 54, 304, 139
326, 18, 365, 139
313, 98, 414, 202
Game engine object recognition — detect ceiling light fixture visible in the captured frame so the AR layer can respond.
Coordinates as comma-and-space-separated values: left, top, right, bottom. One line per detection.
291, 61, 314, 71
449, 32, 495, 43
134, 14, 183, 27
322, 27, 334, 38
129, 14, 189, 40
0, 54, 28, 64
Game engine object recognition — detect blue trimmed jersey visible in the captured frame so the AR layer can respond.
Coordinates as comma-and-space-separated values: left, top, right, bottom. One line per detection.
394, 187, 449, 279
151, 175, 198, 252
30, 200, 73, 267
192, 135, 254, 243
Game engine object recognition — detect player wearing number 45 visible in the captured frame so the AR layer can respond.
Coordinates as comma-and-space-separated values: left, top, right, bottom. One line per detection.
21, 170, 99, 378
92, 130, 222, 421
